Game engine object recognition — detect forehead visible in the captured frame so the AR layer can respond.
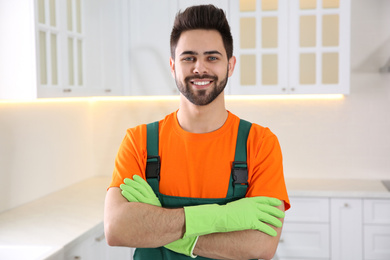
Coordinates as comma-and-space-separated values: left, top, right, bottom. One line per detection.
175, 29, 226, 57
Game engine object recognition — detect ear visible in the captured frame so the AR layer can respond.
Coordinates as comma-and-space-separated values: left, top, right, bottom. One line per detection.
169, 57, 176, 78
227, 56, 236, 77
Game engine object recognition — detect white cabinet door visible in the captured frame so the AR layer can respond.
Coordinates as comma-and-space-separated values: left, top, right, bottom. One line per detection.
330, 198, 363, 260
229, 0, 350, 95
284, 197, 329, 223
364, 199, 390, 225
288, 0, 351, 94
364, 225, 390, 260
277, 197, 330, 259
126, 0, 177, 96
64, 238, 90, 260
363, 199, 390, 260
106, 244, 134, 260
277, 223, 330, 259
229, 0, 288, 95
64, 223, 132, 260
33, 0, 126, 98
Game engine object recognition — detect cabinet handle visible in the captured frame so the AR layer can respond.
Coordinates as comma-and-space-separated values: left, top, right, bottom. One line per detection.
344, 203, 349, 208
95, 233, 105, 242
74, 256, 81, 260
104, 89, 112, 93
63, 88, 72, 93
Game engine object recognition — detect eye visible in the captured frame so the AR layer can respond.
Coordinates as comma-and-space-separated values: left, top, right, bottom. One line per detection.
208, 56, 218, 61
182, 57, 195, 62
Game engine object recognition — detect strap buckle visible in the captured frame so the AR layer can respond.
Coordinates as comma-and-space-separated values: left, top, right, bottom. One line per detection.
146, 156, 160, 180
232, 161, 248, 185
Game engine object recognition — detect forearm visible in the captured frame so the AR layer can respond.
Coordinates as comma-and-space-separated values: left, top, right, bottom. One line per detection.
104, 187, 185, 248
193, 204, 285, 260
194, 229, 281, 260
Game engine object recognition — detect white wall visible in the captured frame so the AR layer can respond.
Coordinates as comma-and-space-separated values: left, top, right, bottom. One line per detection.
0, 0, 389, 214
0, 101, 94, 213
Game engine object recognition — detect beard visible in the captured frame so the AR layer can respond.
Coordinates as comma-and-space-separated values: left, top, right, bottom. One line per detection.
175, 70, 229, 106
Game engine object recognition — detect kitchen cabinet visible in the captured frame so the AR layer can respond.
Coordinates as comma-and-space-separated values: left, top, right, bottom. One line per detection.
1, 0, 352, 99
363, 199, 390, 260
330, 198, 363, 260
126, 0, 178, 96
277, 197, 330, 260
0, 0, 125, 99
276, 197, 390, 260
229, 0, 350, 95
64, 223, 133, 260
34, 0, 125, 98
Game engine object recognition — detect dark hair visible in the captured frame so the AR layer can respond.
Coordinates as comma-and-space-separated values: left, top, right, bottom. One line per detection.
170, 5, 233, 60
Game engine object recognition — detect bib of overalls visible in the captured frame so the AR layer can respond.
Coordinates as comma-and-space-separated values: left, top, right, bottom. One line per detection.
133, 120, 254, 260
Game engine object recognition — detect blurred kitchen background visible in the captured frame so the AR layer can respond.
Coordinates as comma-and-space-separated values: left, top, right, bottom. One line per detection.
0, 0, 389, 259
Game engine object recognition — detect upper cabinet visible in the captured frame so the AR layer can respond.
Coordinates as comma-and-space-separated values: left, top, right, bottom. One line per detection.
35, 0, 85, 96
0, 0, 350, 99
229, 0, 351, 95
126, 0, 178, 96
35, 0, 125, 98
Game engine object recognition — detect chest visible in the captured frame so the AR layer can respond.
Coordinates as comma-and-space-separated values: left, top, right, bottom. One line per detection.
158, 132, 237, 198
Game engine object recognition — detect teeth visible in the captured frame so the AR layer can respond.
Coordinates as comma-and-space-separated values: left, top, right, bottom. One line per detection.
193, 81, 210, 86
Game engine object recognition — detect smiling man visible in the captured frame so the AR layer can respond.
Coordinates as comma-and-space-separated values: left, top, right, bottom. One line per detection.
104, 5, 290, 260
173, 39, 229, 107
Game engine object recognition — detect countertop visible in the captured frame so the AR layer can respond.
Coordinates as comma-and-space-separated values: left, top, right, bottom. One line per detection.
0, 177, 111, 260
286, 178, 390, 198
0, 176, 389, 259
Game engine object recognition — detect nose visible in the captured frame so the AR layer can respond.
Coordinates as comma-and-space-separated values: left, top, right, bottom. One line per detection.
193, 60, 208, 75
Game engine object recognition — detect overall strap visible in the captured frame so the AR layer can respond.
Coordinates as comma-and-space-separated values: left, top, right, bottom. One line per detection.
146, 121, 160, 194
230, 119, 252, 198
145, 119, 252, 198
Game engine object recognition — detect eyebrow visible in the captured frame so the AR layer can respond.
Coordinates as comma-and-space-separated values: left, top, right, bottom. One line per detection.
180, 50, 223, 56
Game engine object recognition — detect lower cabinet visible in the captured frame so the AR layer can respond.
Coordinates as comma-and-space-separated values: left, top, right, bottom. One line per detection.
278, 223, 330, 259
276, 197, 390, 260
61, 198, 390, 260
363, 199, 390, 260
276, 197, 330, 260
330, 198, 363, 260
64, 223, 133, 260
364, 225, 390, 260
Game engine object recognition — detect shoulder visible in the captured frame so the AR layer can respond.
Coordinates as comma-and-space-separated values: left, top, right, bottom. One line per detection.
249, 123, 278, 140
125, 124, 146, 142
124, 112, 176, 144
233, 119, 282, 156
229, 112, 278, 142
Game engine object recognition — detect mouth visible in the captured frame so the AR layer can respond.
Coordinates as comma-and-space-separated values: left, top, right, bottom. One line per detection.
189, 78, 215, 89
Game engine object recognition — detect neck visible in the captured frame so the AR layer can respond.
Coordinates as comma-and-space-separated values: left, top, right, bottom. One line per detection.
177, 92, 228, 134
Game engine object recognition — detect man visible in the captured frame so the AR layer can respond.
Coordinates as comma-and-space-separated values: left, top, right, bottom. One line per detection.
104, 5, 290, 260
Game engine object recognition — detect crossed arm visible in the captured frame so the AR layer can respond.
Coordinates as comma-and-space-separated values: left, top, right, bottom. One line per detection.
104, 187, 284, 260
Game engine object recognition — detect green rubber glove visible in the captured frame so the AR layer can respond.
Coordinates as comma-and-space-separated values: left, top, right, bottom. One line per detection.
183, 196, 285, 238
120, 175, 161, 206
120, 175, 198, 258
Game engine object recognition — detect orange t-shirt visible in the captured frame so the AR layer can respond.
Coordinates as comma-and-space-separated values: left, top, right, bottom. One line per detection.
109, 111, 290, 210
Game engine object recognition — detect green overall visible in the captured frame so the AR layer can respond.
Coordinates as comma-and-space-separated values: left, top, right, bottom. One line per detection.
133, 120, 253, 260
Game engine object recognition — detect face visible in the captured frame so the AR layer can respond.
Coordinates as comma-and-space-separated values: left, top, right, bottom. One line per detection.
170, 29, 236, 106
